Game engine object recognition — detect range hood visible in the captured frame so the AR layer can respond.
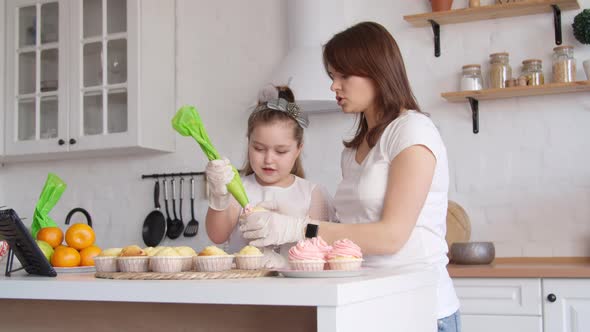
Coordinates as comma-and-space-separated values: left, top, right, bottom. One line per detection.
269, 0, 347, 113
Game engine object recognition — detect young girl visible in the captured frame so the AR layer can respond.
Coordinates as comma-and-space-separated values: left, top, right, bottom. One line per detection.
205, 85, 335, 268
240, 22, 460, 331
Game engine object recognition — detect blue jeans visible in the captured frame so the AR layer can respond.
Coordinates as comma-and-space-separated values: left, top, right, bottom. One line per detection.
437, 311, 461, 332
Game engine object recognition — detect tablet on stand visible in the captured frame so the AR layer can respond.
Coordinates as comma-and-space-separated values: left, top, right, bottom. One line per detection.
0, 208, 57, 277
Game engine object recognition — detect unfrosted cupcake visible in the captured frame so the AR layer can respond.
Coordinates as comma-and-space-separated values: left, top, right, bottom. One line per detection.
117, 245, 149, 272
288, 239, 325, 271
194, 246, 234, 272
238, 204, 267, 222
175, 246, 198, 271
327, 239, 363, 271
150, 247, 184, 273
94, 247, 121, 272
235, 246, 264, 270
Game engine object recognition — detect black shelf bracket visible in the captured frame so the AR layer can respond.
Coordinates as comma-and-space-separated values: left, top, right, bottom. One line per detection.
552, 4, 562, 45
467, 97, 479, 134
429, 20, 441, 57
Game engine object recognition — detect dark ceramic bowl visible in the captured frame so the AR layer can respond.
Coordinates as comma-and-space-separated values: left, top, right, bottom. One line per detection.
450, 241, 495, 265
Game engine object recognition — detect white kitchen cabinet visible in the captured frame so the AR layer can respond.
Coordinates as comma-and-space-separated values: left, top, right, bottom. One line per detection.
454, 278, 590, 332
1, 0, 6, 161
543, 279, 590, 332
453, 278, 543, 332
3, 0, 175, 161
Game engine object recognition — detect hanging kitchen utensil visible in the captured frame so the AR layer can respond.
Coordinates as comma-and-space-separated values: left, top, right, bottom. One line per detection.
65, 207, 93, 227
178, 178, 186, 233
141, 180, 166, 247
166, 178, 184, 239
171, 105, 249, 207
183, 177, 199, 237
163, 179, 174, 239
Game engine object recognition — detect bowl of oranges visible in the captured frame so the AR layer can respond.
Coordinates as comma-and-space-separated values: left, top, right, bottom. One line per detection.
35, 208, 102, 272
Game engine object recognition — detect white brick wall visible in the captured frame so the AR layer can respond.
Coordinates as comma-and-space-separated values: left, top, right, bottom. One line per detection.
1, 0, 589, 256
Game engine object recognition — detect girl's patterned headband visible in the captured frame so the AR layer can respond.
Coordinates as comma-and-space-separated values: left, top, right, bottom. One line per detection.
253, 98, 309, 129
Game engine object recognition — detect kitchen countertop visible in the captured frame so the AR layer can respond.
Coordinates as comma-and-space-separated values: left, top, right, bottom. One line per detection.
0, 267, 435, 306
448, 257, 590, 278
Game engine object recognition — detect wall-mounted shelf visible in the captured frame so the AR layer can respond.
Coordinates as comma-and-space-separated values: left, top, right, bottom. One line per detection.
403, 0, 580, 57
441, 81, 590, 133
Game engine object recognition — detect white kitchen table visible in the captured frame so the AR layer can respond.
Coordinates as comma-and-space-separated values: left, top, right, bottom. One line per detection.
0, 267, 437, 332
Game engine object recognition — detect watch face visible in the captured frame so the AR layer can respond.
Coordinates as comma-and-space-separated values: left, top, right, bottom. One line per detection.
305, 224, 319, 238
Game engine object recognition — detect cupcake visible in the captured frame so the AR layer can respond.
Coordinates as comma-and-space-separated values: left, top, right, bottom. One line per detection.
288, 239, 325, 271
94, 247, 121, 273
310, 236, 332, 268
117, 245, 149, 272
238, 204, 267, 222
175, 246, 197, 271
194, 246, 234, 272
327, 239, 363, 271
234, 246, 264, 270
150, 247, 184, 273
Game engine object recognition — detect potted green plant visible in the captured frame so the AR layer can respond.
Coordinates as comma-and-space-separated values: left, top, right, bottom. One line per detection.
430, 0, 453, 12
572, 9, 590, 79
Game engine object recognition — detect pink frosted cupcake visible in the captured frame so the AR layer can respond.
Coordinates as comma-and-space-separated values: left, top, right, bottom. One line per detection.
288, 239, 325, 271
327, 239, 363, 271
310, 236, 332, 269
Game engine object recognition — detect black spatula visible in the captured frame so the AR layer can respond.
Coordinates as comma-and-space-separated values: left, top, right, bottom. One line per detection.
183, 177, 199, 237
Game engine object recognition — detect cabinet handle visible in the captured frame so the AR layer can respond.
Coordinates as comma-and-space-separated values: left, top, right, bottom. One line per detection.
69, 138, 77, 145
547, 293, 557, 302
58, 139, 65, 146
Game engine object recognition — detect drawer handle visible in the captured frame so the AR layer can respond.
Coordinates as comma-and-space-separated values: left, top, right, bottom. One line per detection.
547, 293, 557, 302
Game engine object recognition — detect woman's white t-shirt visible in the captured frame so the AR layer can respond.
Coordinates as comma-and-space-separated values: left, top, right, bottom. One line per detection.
227, 174, 335, 262
333, 111, 459, 319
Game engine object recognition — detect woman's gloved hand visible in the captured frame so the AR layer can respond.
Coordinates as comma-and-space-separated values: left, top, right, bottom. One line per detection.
205, 158, 235, 211
239, 201, 310, 247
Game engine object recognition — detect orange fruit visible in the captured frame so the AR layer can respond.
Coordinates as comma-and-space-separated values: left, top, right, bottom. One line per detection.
37, 227, 64, 248
79, 245, 102, 266
51, 246, 81, 267
65, 224, 96, 250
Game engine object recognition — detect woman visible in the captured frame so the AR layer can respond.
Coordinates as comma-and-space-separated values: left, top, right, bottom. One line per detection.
240, 21, 460, 332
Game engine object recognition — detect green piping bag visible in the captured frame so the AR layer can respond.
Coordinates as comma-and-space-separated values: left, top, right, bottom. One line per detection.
31, 173, 67, 238
172, 105, 249, 207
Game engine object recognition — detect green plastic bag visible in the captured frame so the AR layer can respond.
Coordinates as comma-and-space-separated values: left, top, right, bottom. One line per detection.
172, 105, 249, 208
31, 173, 67, 238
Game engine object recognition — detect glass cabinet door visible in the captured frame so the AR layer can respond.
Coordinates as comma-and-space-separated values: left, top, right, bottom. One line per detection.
79, 0, 128, 137
14, 2, 60, 142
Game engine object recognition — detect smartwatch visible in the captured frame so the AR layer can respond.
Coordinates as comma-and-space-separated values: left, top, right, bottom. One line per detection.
305, 223, 319, 238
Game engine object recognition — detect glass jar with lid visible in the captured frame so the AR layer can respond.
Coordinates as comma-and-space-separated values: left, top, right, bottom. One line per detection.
552, 45, 576, 83
488, 52, 512, 88
460, 64, 483, 91
521, 59, 544, 86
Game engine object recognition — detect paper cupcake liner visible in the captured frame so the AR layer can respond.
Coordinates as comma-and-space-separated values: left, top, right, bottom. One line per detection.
289, 260, 325, 271
193, 255, 234, 272
94, 256, 118, 273
149, 256, 184, 273
181, 256, 194, 271
327, 258, 363, 271
117, 256, 149, 272
234, 254, 264, 270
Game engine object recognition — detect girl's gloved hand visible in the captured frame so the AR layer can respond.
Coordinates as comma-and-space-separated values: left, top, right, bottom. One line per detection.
205, 158, 235, 211
239, 200, 310, 247
261, 247, 288, 269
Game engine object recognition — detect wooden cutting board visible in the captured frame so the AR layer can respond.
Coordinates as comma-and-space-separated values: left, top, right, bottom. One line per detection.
446, 200, 471, 248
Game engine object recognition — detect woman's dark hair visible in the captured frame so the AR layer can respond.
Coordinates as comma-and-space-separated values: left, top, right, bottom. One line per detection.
242, 86, 305, 178
323, 21, 422, 149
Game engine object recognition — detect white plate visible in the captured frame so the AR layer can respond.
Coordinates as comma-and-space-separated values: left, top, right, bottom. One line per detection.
53, 266, 96, 273
277, 269, 364, 278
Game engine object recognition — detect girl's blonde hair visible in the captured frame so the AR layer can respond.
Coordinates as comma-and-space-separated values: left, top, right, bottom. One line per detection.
242, 86, 305, 178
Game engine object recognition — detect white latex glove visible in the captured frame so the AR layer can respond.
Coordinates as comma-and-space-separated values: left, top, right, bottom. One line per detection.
261, 247, 288, 269
239, 201, 310, 247
205, 158, 235, 211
